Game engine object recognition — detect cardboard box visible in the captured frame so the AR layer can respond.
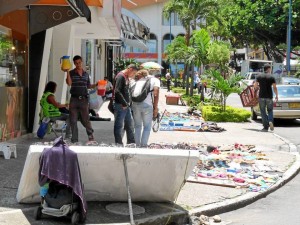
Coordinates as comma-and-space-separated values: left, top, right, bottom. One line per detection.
166, 94, 180, 105
239, 85, 258, 107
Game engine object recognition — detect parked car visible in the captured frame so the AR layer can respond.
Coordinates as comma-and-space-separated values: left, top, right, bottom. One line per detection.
239, 72, 261, 87
251, 85, 300, 120
280, 77, 300, 85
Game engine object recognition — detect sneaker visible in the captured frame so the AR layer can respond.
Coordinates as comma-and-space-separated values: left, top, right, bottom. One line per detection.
261, 128, 268, 132
269, 122, 274, 131
86, 140, 98, 146
88, 135, 94, 141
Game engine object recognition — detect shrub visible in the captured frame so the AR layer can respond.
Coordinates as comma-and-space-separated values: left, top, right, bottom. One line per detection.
202, 105, 251, 122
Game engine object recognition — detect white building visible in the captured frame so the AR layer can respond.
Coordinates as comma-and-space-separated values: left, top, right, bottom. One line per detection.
122, 0, 186, 74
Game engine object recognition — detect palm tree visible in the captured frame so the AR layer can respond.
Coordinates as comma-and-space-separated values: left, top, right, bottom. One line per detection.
165, 36, 189, 87
163, 0, 219, 95
208, 69, 242, 112
187, 29, 211, 97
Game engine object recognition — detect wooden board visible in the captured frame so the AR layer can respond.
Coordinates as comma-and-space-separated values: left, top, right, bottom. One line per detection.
186, 176, 243, 188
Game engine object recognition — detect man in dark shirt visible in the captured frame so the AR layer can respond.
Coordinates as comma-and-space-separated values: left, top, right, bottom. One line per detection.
254, 64, 278, 132
113, 64, 138, 145
64, 55, 97, 144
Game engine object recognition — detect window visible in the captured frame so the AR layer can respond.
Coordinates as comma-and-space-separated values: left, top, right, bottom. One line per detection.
123, 44, 131, 53
162, 12, 175, 26
132, 47, 144, 53
175, 13, 182, 26
162, 33, 174, 52
146, 33, 157, 53
162, 12, 182, 26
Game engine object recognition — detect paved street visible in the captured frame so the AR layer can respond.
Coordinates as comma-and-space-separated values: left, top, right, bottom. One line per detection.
227, 93, 300, 148
219, 170, 300, 225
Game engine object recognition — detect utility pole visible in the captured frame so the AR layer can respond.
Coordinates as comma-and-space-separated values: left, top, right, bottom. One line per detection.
286, 0, 292, 76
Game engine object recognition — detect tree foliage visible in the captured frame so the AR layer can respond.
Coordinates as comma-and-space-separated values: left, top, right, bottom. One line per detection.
165, 36, 188, 64
207, 41, 231, 73
216, 0, 300, 61
188, 29, 211, 67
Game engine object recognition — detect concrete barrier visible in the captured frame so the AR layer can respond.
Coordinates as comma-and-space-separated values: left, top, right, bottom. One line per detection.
17, 145, 199, 203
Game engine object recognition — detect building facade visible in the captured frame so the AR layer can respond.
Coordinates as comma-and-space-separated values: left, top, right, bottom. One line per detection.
122, 1, 186, 75
0, 0, 149, 140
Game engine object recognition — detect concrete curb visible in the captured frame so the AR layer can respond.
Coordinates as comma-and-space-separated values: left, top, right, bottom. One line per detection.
188, 133, 300, 217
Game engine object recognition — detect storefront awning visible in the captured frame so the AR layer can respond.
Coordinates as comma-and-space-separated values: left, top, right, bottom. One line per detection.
0, 0, 36, 16
121, 8, 149, 50
66, 0, 91, 23
121, 30, 149, 51
0, 0, 91, 23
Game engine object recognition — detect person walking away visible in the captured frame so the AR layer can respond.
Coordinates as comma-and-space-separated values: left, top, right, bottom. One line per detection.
64, 55, 98, 144
131, 70, 160, 147
113, 64, 138, 145
254, 64, 278, 132
166, 72, 171, 92
40, 81, 71, 138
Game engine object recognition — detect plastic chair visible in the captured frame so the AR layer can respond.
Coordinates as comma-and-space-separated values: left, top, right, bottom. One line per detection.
39, 106, 67, 138
0, 142, 17, 159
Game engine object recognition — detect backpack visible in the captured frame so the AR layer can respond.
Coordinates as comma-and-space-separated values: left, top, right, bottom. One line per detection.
131, 77, 152, 102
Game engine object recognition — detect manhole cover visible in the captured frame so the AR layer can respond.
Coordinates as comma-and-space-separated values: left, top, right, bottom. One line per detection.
105, 203, 145, 215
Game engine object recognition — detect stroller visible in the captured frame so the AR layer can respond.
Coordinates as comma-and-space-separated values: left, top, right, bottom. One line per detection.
34, 136, 87, 225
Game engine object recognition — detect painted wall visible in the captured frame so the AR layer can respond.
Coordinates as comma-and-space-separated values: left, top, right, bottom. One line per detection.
125, 3, 185, 65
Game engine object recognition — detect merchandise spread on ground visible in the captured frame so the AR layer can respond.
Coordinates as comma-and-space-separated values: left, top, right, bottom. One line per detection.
188, 143, 282, 192
159, 111, 226, 132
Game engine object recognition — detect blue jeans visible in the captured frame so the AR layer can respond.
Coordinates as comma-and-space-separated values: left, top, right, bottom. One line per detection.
114, 103, 135, 145
132, 102, 153, 147
258, 98, 274, 129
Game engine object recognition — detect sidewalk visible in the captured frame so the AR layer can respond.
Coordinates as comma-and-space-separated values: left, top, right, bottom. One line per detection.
0, 87, 299, 225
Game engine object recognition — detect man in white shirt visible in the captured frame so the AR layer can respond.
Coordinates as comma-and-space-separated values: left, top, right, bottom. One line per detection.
130, 70, 160, 147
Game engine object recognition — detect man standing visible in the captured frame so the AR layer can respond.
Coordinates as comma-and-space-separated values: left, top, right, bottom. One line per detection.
64, 55, 97, 144
114, 64, 138, 145
254, 64, 278, 132
166, 72, 171, 92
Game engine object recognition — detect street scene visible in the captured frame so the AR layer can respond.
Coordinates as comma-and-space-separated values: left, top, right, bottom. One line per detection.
0, 0, 300, 225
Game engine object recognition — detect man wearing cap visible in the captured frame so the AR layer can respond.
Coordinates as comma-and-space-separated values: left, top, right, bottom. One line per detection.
254, 64, 278, 132
113, 64, 138, 145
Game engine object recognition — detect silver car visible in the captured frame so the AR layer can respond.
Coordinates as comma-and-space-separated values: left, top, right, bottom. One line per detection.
251, 85, 300, 120
280, 77, 300, 85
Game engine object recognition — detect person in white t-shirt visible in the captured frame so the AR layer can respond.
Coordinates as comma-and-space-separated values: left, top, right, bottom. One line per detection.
131, 70, 160, 147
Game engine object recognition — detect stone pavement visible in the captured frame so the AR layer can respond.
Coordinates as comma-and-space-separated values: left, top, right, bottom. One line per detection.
0, 87, 299, 225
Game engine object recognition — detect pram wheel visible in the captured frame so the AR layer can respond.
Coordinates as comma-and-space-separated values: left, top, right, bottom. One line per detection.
71, 211, 80, 225
33, 206, 42, 220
